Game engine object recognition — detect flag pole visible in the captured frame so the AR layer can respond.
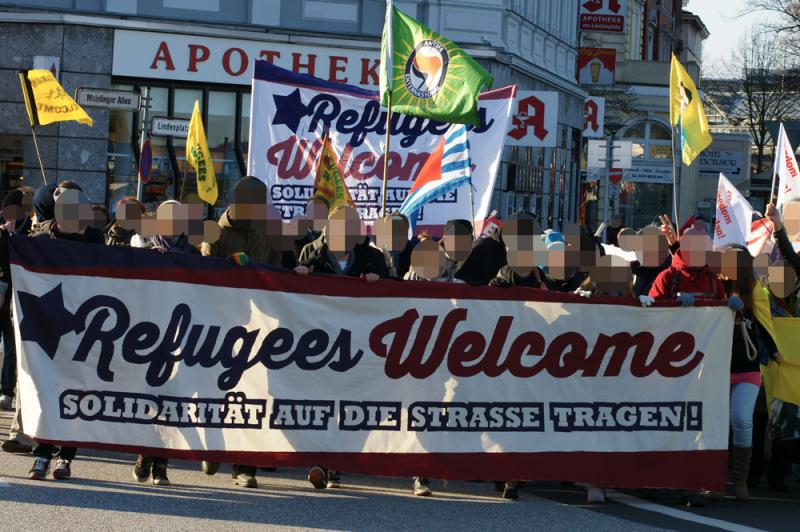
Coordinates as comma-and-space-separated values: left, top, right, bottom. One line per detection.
468, 179, 476, 238
770, 124, 783, 206
381, 91, 392, 217
671, 124, 680, 225
29, 126, 48, 186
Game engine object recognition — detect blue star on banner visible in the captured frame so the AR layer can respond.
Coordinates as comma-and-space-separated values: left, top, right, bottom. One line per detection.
272, 89, 310, 133
17, 284, 76, 359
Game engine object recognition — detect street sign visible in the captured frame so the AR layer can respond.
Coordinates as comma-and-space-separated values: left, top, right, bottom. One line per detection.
150, 116, 190, 138
139, 140, 153, 185
75, 87, 141, 111
609, 168, 623, 185
586, 140, 632, 169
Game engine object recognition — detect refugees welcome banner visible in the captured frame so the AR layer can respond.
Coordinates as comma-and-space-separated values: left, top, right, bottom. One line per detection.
247, 60, 514, 234
11, 236, 733, 490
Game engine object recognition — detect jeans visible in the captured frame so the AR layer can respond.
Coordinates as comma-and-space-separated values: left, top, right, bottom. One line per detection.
0, 309, 16, 397
731, 382, 760, 447
33, 443, 77, 461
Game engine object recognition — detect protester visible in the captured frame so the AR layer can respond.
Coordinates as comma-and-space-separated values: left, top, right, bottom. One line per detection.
297, 205, 389, 489
454, 221, 507, 285
105, 196, 146, 247
490, 211, 544, 289
648, 226, 726, 302
374, 212, 413, 279
714, 245, 774, 501
27, 185, 104, 480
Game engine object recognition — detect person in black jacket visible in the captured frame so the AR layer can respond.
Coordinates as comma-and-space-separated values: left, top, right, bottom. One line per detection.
297, 205, 389, 279
27, 185, 105, 481
296, 205, 388, 490
490, 211, 544, 290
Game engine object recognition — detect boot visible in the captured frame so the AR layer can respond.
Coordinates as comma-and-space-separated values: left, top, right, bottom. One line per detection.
732, 446, 752, 501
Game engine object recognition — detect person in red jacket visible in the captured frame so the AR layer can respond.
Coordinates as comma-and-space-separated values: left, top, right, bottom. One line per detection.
649, 227, 725, 303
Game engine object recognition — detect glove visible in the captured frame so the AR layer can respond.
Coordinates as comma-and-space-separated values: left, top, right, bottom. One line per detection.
727, 295, 744, 312
677, 293, 695, 307
229, 252, 249, 266
575, 289, 592, 298
639, 295, 654, 307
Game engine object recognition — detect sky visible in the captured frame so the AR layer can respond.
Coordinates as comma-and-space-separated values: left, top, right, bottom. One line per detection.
685, 0, 773, 76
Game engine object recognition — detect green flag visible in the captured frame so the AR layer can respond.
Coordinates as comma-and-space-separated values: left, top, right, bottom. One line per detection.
380, 3, 493, 126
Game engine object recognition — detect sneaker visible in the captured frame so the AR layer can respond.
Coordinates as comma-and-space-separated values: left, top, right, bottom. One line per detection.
152, 462, 170, 486
234, 471, 257, 488
502, 481, 519, 500
52, 459, 72, 480
202, 461, 220, 476
2, 438, 33, 454
413, 477, 432, 496
587, 485, 606, 504
133, 455, 152, 482
326, 470, 342, 489
0, 394, 12, 411
28, 457, 50, 480
308, 466, 327, 489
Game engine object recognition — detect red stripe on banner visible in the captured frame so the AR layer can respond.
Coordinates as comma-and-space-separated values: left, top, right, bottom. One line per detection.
11, 262, 727, 308
30, 441, 727, 491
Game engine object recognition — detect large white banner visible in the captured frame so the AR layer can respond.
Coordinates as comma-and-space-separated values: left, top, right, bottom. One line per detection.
12, 236, 732, 489
247, 60, 514, 233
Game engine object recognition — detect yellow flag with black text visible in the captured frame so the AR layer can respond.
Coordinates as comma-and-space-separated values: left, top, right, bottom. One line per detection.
670, 54, 712, 166
186, 100, 218, 206
20, 69, 93, 127
313, 136, 355, 210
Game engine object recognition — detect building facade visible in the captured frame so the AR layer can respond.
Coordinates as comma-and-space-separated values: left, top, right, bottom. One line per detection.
0, 0, 585, 227
579, 0, 751, 229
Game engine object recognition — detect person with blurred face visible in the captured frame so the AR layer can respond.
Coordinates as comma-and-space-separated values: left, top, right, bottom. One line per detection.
375, 212, 413, 278
296, 205, 389, 489
297, 205, 389, 279
490, 211, 545, 289
201, 176, 280, 267
106, 196, 147, 247
648, 226, 725, 303
617, 224, 677, 297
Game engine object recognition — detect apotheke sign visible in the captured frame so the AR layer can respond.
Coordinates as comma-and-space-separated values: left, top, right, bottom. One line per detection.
112, 29, 384, 88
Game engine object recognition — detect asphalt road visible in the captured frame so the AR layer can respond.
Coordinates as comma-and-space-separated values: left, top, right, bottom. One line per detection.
2, 405, 799, 531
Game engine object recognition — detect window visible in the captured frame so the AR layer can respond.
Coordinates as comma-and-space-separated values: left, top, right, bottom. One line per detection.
620, 120, 672, 162
106, 82, 252, 213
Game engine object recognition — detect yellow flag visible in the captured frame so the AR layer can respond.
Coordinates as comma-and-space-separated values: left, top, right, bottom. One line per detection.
670, 54, 711, 166
186, 100, 218, 206
753, 280, 800, 408
313, 136, 355, 210
21, 69, 93, 127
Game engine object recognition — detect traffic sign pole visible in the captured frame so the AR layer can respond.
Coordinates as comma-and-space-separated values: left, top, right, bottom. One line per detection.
137, 86, 151, 203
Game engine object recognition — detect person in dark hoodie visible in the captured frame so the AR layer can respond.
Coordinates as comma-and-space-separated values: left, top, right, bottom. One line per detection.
27, 185, 106, 481
454, 222, 507, 286
296, 205, 387, 490
490, 211, 545, 290
30, 182, 105, 244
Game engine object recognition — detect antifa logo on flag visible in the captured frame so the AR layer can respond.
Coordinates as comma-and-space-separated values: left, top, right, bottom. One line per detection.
405, 39, 449, 99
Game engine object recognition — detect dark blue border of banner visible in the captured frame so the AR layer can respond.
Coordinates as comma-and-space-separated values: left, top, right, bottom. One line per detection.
254, 59, 379, 99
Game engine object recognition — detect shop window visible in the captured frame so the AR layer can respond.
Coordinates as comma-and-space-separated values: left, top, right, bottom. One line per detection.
106, 85, 173, 214
208, 90, 241, 213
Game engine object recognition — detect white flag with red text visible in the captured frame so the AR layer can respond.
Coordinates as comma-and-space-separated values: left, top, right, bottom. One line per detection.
713, 173, 753, 251
775, 123, 800, 209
